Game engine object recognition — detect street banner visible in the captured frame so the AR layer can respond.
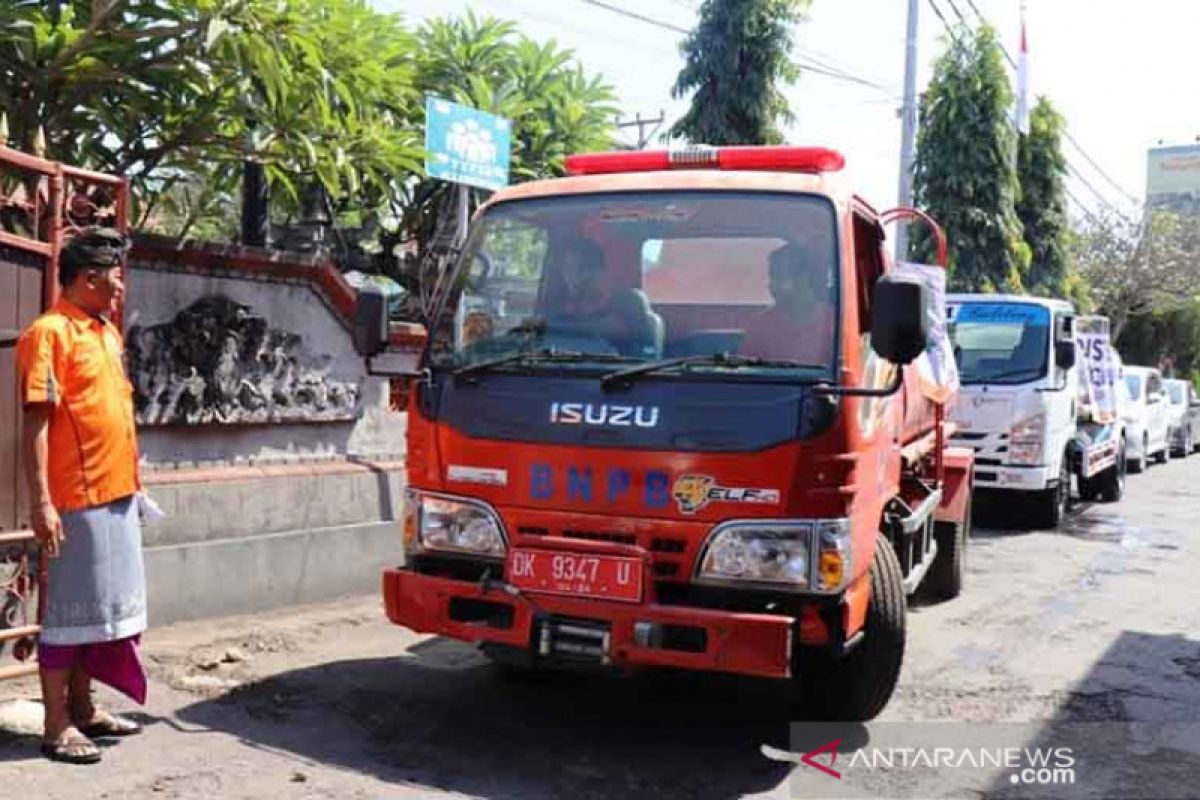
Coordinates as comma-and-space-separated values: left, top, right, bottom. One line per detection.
424, 96, 511, 191
1075, 316, 1117, 423
896, 261, 959, 403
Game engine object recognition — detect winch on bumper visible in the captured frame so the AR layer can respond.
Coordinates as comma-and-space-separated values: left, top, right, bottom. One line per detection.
382, 550, 849, 679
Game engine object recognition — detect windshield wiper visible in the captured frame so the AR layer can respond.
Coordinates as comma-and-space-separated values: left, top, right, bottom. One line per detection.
600, 352, 820, 390
962, 365, 1044, 384
453, 348, 631, 380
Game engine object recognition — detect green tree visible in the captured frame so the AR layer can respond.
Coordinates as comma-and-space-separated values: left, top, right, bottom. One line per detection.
1072, 208, 1200, 341
1016, 97, 1071, 297
911, 25, 1029, 292
0, 0, 423, 235
1118, 301, 1200, 386
384, 13, 616, 282
669, 0, 808, 145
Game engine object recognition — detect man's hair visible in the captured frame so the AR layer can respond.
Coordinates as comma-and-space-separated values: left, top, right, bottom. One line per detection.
59, 227, 130, 288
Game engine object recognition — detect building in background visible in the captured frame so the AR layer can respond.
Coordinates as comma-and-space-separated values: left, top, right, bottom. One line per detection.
1146, 142, 1200, 215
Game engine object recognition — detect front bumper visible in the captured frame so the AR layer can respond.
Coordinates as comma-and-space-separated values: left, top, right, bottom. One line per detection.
383, 568, 809, 678
972, 463, 1057, 492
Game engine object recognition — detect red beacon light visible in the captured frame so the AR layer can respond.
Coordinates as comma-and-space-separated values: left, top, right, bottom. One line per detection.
564, 145, 846, 176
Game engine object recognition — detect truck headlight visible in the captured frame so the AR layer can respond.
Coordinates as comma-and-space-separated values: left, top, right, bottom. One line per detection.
695, 519, 852, 592
403, 489, 507, 558
1009, 412, 1046, 465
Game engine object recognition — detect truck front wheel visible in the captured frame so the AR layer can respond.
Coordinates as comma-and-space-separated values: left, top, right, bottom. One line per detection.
926, 493, 970, 601
1030, 456, 1070, 529
1098, 439, 1127, 502
796, 536, 906, 721
1129, 435, 1148, 474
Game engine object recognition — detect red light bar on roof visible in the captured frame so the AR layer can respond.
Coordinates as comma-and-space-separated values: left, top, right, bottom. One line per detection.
564, 146, 845, 176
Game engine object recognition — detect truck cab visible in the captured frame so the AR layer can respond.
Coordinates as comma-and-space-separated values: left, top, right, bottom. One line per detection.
357, 146, 974, 721
947, 296, 1126, 526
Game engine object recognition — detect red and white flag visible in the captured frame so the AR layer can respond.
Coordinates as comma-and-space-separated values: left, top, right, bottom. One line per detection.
1015, 3, 1030, 135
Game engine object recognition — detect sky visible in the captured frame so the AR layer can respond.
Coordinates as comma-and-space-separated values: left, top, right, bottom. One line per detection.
377, 0, 1200, 220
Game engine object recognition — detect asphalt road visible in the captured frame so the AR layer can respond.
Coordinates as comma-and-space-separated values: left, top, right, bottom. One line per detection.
2, 453, 1199, 799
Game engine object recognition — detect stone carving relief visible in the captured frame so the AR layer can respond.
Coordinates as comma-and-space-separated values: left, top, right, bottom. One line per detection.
128, 295, 361, 425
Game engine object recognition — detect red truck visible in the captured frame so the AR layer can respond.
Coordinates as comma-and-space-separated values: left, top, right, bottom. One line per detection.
355, 145, 974, 720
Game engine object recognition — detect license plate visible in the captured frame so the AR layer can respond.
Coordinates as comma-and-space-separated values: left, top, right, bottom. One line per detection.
507, 549, 643, 603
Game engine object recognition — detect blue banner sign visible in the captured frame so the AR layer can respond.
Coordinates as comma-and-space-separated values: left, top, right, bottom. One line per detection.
425, 97, 511, 191
954, 302, 1049, 325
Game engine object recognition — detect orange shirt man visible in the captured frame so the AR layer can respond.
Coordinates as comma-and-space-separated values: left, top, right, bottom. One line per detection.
17, 227, 146, 764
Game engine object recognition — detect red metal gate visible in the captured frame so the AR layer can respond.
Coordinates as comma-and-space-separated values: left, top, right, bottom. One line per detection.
0, 144, 128, 680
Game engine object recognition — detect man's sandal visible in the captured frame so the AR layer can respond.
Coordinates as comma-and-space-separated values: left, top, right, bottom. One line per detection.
77, 710, 142, 738
41, 732, 102, 765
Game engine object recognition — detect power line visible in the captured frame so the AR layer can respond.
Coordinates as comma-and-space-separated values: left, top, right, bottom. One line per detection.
1064, 185, 1101, 223
577, 0, 900, 96
956, 0, 1139, 205
962, 0, 987, 25
1066, 162, 1118, 212
579, 0, 689, 33
927, 0, 1130, 216
926, 0, 957, 39
1063, 131, 1140, 205
943, 0, 970, 25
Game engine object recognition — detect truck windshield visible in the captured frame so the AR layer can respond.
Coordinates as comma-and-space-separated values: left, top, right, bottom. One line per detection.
431, 190, 839, 380
950, 302, 1050, 385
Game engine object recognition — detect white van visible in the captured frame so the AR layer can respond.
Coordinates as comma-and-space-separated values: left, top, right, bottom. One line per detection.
1122, 366, 1171, 471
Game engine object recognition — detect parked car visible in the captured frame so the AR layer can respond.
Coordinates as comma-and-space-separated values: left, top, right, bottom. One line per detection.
1165, 378, 1200, 457
1123, 366, 1172, 471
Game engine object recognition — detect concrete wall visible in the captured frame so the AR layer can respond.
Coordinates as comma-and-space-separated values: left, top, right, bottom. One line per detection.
119, 238, 410, 624
141, 463, 405, 625
127, 251, 406, 466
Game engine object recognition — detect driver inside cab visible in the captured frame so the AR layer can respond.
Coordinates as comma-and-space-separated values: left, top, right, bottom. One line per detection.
740, 242, 835, 365
549, 240, 662, 357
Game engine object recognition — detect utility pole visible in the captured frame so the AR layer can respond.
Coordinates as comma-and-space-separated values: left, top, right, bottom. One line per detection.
895, 0, 920, 262
616, 111, 666, 150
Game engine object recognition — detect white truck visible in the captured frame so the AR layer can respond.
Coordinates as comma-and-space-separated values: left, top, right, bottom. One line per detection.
945, 295, 1127, 528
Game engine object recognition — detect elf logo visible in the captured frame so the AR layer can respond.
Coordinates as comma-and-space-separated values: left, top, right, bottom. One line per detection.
549, 402, 660, 428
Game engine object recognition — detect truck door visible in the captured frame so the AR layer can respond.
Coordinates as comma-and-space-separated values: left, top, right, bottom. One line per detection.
1146, 371, 1169, 450
1051, 312, 1077, 444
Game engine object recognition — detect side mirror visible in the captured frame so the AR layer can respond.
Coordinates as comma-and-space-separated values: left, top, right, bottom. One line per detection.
1055, 340, 1077, 371
353, 284, 390, 357
870, 274, 930, 365
353, 284, 428, 377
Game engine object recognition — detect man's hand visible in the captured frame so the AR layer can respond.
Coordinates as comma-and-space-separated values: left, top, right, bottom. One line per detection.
32, 501, 63, 558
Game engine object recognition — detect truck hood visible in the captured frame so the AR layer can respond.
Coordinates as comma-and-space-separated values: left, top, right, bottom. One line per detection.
422, 373, 843, 523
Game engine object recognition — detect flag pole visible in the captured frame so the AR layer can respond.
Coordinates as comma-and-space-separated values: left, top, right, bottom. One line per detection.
1016, 0, 1030, 137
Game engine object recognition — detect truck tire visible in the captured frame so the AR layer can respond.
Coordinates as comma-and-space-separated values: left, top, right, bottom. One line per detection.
926, 494, 970, 601
1155, 440, 1170, 464
1171, 428, 1190, 458
1098, 439, 1127, 502
1128, 435, 1148, 474
1079, 481, 1098, 502
1030, 456, 1070, 529
797, 536, 906, 721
